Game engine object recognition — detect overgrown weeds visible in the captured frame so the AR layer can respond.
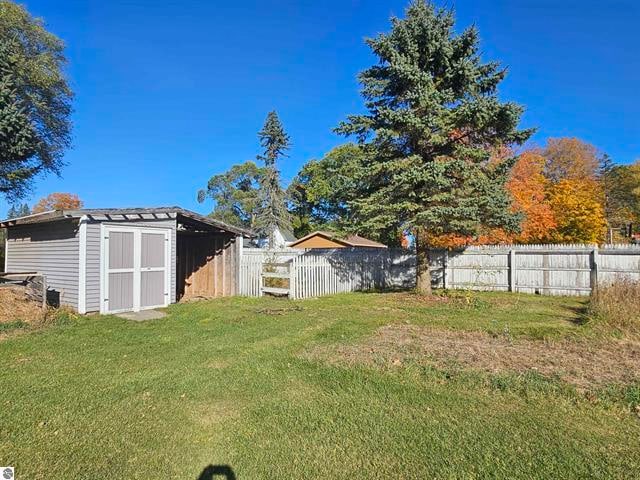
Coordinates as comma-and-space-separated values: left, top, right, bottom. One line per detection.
589, 278, 640, 335
0, 286, 78, 338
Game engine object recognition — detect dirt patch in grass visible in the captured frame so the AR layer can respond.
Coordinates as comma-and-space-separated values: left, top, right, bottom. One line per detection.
255, 305, 304, 315
306, 324, 640, 391
387, 292, 452, 306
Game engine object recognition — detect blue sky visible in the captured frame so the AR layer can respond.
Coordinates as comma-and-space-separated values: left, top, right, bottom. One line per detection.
6, 0, 639, 216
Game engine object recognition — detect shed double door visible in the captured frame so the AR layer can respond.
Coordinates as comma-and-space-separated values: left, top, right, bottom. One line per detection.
102, 227, 171, 313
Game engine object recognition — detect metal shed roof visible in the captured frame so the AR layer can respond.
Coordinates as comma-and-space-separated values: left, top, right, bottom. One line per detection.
0, 206, 253, 237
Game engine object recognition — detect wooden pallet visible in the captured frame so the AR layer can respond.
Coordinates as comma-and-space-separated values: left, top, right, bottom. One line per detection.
260, 263, 291, 297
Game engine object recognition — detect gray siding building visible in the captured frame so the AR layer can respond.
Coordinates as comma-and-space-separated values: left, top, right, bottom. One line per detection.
2, 207, 250, 314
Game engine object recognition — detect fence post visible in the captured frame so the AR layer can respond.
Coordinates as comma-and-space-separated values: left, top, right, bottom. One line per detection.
508, 249, 516, 292
290, 258, 297, 299
442, 250, 448, 289
590, 247, 599, 294
236, 236, 243, 296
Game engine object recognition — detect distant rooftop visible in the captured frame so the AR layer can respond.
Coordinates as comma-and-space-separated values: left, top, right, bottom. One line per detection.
289, 230, 387, 248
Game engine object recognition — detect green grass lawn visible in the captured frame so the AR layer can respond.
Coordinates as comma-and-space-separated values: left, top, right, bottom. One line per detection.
1, 292, 639, 479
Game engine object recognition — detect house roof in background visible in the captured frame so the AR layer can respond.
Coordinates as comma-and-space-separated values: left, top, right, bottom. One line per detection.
289, 230, 387, 248
0, 207, 253, 237
342, 233, 388, 248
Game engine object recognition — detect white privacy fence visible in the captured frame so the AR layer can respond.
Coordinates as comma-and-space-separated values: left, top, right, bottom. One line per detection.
239, 248, 415, 299
290, 249, 415, 298
239, 245, 640, 299
430, 244, 640, 296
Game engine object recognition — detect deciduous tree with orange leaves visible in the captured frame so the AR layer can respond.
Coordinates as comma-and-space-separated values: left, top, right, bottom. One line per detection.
32, 192, 83, 213
506, 151, 557, 243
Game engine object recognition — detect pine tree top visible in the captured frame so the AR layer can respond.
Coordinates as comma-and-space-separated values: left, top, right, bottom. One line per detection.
257, 110, 290, 167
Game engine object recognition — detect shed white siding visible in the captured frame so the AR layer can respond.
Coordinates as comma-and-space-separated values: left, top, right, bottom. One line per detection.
84, 219, 177, 312
6, 220, 80, 308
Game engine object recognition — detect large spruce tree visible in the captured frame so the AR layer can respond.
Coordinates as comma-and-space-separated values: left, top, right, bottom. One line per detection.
0, 2, 73, 201
336, 1, 532, 293
254, 111, 291, 245
0, 40, 37, 200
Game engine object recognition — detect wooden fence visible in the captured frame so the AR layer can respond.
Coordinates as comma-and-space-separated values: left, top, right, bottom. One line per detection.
238, 248, 414, 299
430, 244, 640, 296
239, 249, 302, 297
289, 249, 415, 299
238, 245, 640, 299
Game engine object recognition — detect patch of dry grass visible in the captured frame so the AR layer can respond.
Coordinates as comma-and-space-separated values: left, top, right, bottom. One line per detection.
0, 286, 78, 339
590, 278, 640, 334
306, 324, 640, 391
0, 286, 46, 324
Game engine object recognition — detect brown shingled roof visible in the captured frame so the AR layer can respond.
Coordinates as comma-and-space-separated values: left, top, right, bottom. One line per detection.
289, 230, 387, 248
342, 234, 387, 248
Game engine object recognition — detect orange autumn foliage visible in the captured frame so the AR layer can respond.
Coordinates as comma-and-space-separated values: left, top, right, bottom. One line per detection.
33, 192, 83, 213
427, 138, 609, 247
430, 151, 557, 247
506, 152, 556, 243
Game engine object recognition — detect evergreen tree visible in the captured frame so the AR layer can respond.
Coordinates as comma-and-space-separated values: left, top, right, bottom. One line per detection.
6, 202, 29, 218
0, 40, 37, 200
336, 1, 532, 293
18, 202, 29, 216
0, 2, 73, 201
6, 204, 17, 218
598, 153, 615, 179
254, 111, 291, 244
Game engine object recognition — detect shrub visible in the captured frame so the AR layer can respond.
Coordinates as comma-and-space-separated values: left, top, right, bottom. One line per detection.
589, 278, 640, 334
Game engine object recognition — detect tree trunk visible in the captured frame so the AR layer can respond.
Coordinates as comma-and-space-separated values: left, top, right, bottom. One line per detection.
415, 228, 432, 295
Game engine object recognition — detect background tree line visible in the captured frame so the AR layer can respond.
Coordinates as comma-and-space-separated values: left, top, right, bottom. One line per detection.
197, 2, 640, 292
204, 132, 640, 247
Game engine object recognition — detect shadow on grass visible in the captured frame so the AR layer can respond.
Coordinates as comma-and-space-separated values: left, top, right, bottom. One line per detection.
565, 303, 591, 326
197, 464, 236, 480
